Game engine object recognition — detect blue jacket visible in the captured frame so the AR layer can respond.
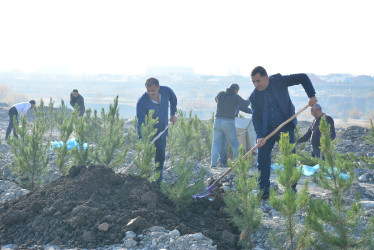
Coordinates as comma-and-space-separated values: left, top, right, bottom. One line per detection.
250, 73, 316, 139
136, 86, 177, 139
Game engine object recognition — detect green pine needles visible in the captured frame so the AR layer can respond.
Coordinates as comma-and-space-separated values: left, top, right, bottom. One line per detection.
269, 132, 311, 250
92, 96, 128, 168
224, 146, 263, 249
55, 109, 76, 174
9, 116, 49, 190
307, 115, 374, 249
162, 157, 207, 212
132, 110, 159, 182
71, 116, 90, 166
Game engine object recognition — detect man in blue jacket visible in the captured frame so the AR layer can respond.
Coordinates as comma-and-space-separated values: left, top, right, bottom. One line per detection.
136, 77, 177, 183
250, 66, 318, 200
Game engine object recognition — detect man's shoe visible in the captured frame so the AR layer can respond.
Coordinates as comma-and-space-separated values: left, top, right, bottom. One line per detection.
261, 193, 269, 201
211, 165, 217, 169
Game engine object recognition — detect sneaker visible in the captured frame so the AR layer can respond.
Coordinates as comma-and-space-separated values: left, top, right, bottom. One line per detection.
211, 165, 217, 169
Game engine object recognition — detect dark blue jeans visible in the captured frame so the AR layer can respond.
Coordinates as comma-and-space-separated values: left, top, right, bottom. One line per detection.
257, 128, 296, 196
154, 136, 167, 183
6, 107, 19, 140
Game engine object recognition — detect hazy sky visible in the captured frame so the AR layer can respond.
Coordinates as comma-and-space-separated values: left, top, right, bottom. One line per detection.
0, 0, 373, 76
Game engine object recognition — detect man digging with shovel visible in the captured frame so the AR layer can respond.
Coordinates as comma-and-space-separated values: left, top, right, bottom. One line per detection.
136, 77, 178, 184
250, 66, 318, 200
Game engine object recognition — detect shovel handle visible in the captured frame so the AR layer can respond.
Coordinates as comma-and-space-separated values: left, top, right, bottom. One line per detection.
122, 124, 170, 174
211, 104, 310, 186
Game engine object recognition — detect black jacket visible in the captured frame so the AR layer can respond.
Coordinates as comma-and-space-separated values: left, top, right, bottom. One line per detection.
215, 88, 250, 119
298, 114, 336, 146
70, 93, 85, 116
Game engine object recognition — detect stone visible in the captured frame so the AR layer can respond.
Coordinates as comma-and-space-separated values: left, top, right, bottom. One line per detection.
126, 216, 148, 231
98, 222, 110, 232
82, 231, 95, 243
193, 233, 203, 240
125, 230, 137, 239
368, 152, 374, 158
169, 229, 180, 237
221, 230, 235, 244
358, 174, 367, 182
359, 201, 374, 209
124, 238, 138, 248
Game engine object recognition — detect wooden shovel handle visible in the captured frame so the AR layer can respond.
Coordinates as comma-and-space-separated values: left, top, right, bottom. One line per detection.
212, 104, 310, 186
122, 124, 170, 174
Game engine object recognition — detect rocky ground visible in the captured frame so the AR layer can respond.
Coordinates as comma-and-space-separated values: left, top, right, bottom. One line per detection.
1, 104, 374, 249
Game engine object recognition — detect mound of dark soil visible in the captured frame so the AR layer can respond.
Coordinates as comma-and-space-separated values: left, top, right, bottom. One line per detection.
0, 165, 238, 249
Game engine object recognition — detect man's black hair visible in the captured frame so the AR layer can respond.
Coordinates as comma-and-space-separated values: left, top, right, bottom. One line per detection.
229, 83, 240, 91
145, 77, 160, 87
29, 100, 36, 105
73, 89, 79, 93
251, 66, 268, 77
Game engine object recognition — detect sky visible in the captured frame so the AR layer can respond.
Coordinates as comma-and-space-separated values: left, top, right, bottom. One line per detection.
0, 0, 373, 76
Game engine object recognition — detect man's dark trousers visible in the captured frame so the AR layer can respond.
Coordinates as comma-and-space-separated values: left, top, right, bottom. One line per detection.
5, 107, 19, 140
154, 136, 167, 183
257, 128, 296, 197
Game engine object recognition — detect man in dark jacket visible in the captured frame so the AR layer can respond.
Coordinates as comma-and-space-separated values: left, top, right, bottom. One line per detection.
211, 83, 250, 168
250, 66, 318, 200
70, 89, 85, 116
297, 103, 336, 158
136, 77, 177, 183
218, 99, 252, 167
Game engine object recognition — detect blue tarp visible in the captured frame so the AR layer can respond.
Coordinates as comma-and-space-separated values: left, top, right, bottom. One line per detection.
271, 163, 350, 179
51, 138, 88, 150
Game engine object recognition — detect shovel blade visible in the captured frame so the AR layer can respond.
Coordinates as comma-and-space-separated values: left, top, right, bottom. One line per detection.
192, 185, 214, 198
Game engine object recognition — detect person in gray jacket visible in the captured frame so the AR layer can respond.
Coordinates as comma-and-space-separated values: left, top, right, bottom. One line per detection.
70, 89, 85, 116
211, 84, 250, 168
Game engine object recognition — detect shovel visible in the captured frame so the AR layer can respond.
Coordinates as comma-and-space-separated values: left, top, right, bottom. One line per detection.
193, 104, 310, 198
121, 124, 170, 174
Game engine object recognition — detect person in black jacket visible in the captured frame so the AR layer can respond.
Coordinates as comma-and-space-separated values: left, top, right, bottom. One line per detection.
70, 89, 85, 116
297, 103, 336, 158
250, 66, 318, 200
211, 83, 250, 168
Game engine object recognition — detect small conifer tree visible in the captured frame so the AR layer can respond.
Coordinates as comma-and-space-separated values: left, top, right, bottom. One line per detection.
132, 110, 159, 181
224, 146, 263, 249
55, 99, 69, 126
34, 98, 47, 124
307, 115, 374, 249
269, 132, 311, 250
9, 116, 49, 189
55, 109, 76, 174
46, 97, 55, 137
92, 96, 128, 168
360, 118, 374, 168
162, 156, 207, 211
125, 116, 139, 149
71, 116, 90, 166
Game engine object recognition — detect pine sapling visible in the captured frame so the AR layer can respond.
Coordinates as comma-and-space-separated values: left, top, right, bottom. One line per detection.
162, 156, 207, 211
55, 99, 69, 133
224, 146, 263, 249
47, 97, 55, 137
125, 116, 139, 149
269, 132, 311, 250
9, 116, 49, 189
55, 109, 76, 174
132, 110, 159, 182
71, 116, 90, 166
92, 96, 128, 168
307, 115, 374, 249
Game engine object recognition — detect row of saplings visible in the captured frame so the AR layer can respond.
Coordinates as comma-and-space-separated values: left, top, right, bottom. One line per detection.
2, 96, 374, 249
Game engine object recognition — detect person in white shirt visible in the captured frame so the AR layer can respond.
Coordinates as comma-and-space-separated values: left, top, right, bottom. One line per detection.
5, 100, 36, 140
